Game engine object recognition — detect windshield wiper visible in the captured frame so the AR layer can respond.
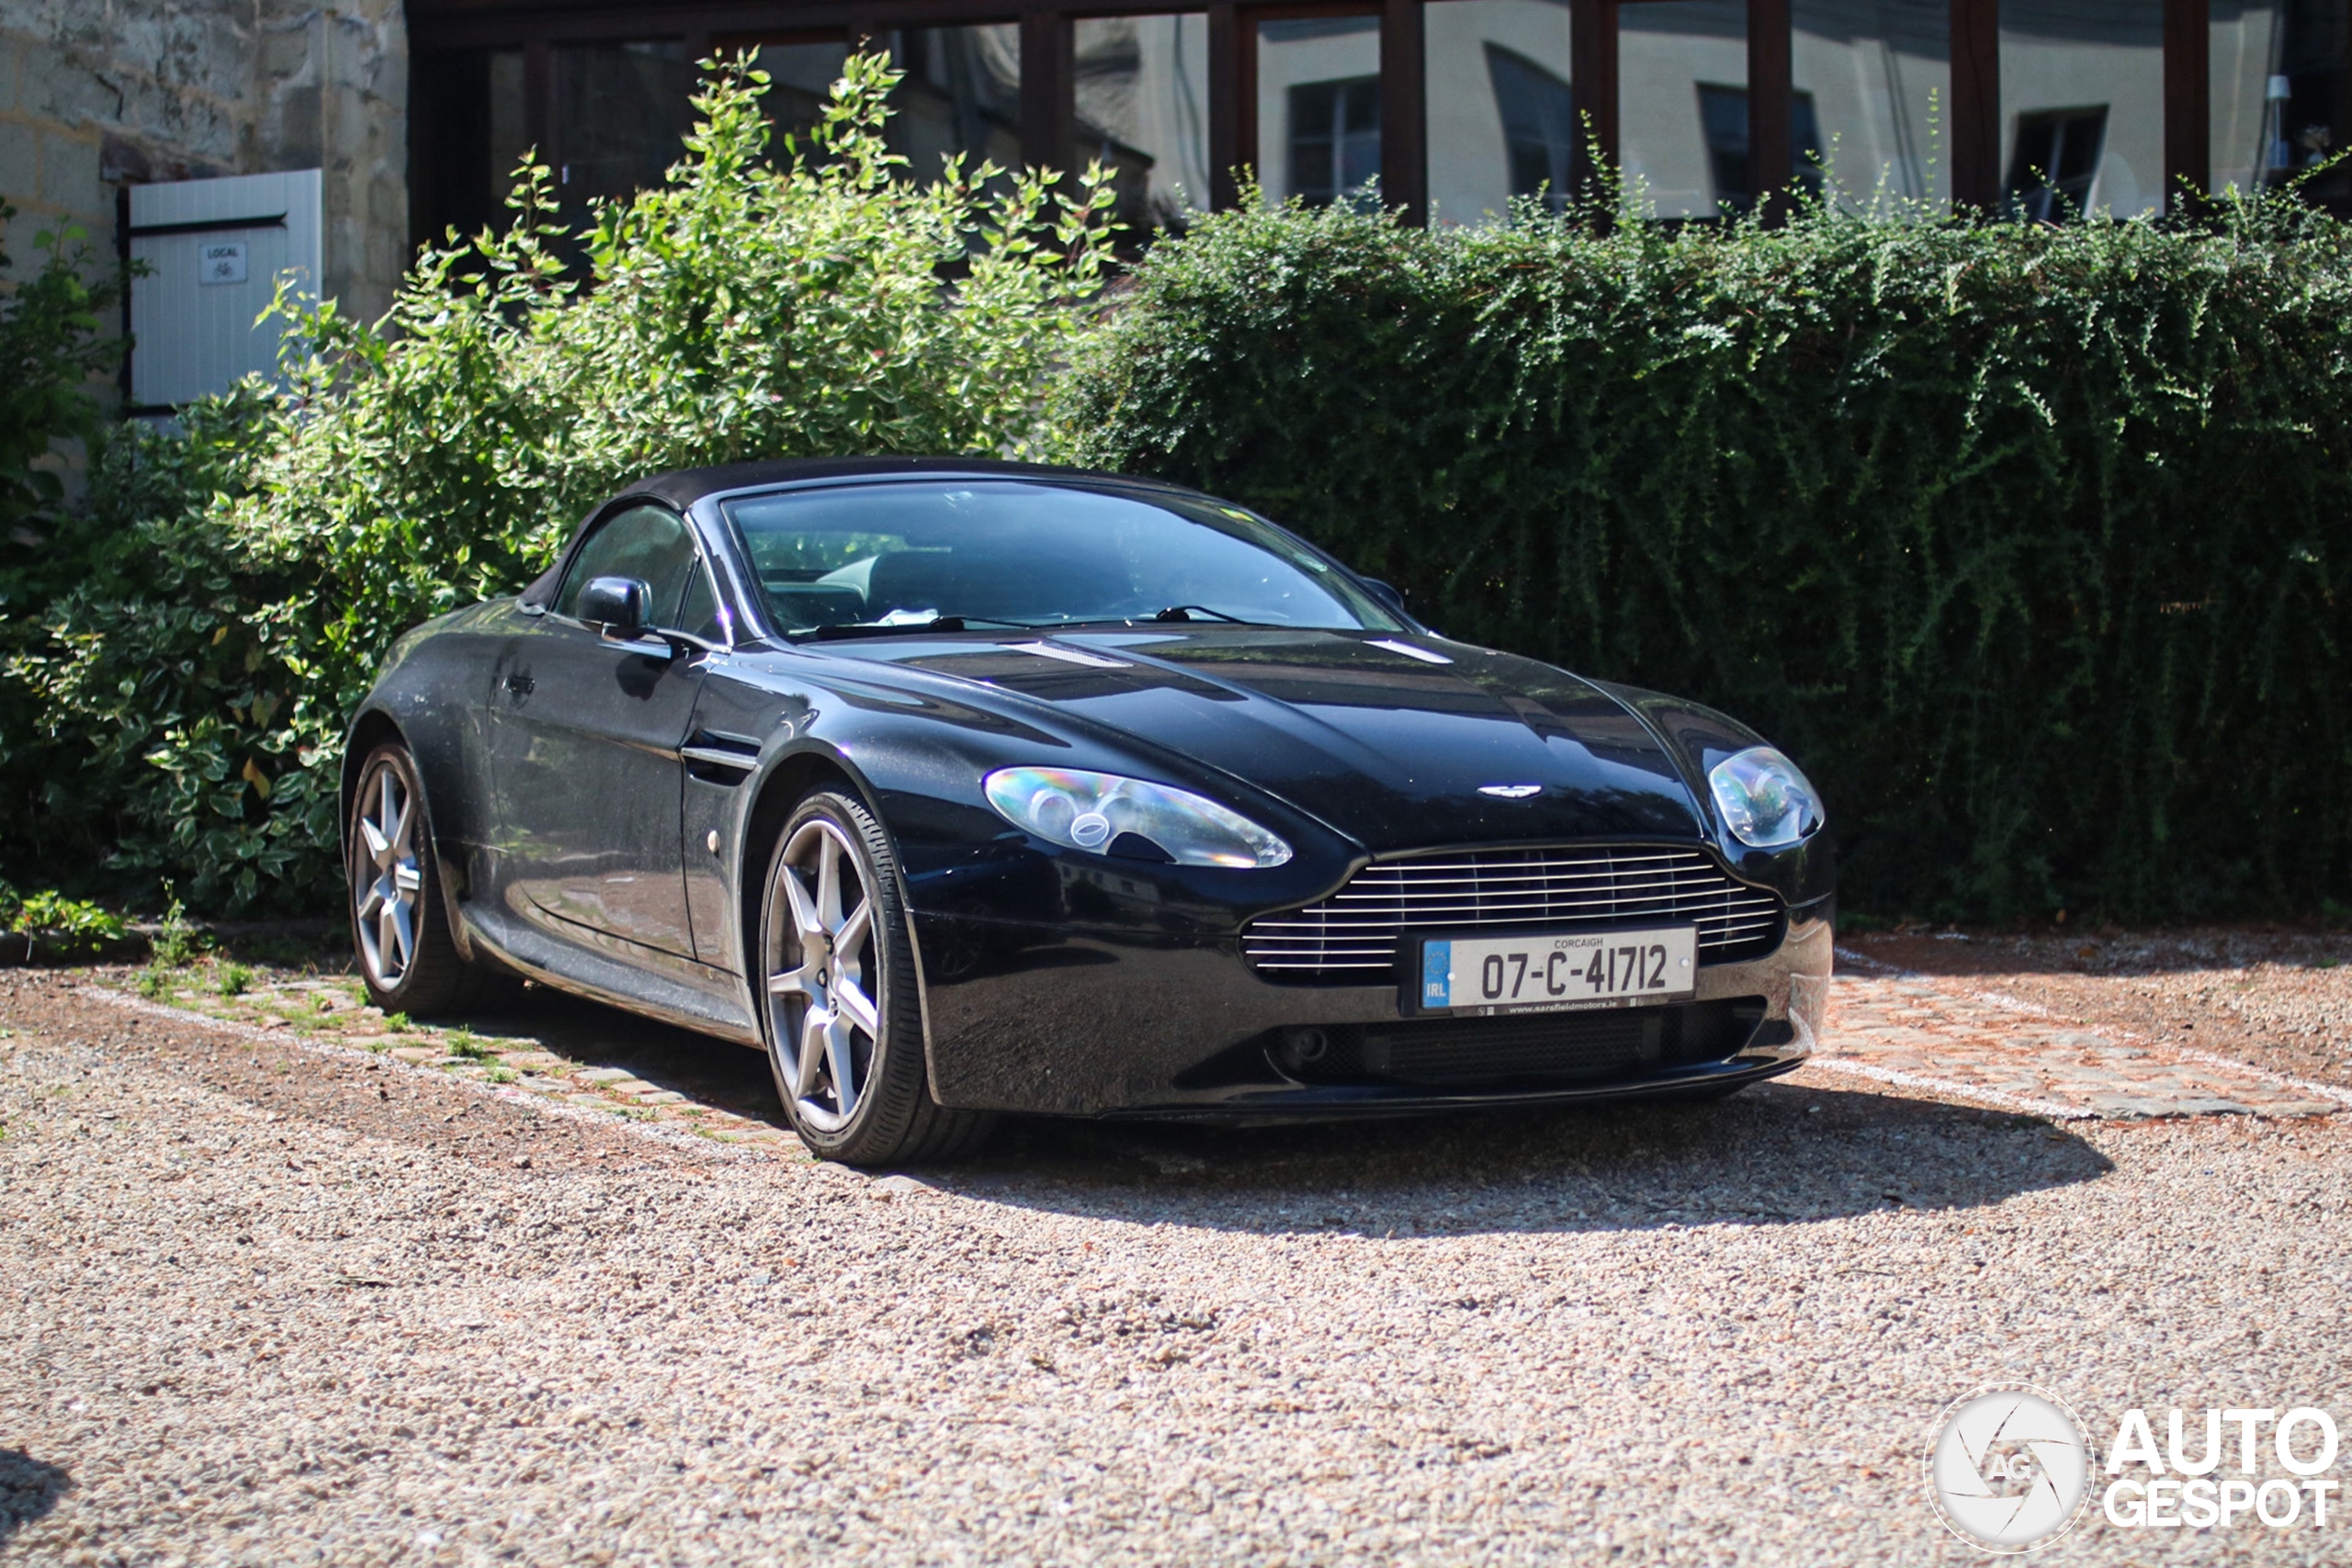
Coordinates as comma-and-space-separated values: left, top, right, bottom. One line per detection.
794, 615, 1048, 643
795, 609, 1274, 641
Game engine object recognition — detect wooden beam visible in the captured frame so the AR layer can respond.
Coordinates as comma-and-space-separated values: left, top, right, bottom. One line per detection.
2164, 0, 2211, 209
1568, 0, 1617, 211
1018, 9, 1074, 175
1380, 0, 1427, 224
1949, 0, 1998, 211
420, 0, 1379, 51
1209, 2, 1247, 209
1746, 0, 1791, 222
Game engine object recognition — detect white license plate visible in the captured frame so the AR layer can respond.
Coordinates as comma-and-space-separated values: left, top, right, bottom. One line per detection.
1419, 927, 1697, 1014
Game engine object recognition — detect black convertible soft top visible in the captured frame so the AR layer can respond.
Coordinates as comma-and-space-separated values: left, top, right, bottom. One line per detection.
628, 455, 1165, 511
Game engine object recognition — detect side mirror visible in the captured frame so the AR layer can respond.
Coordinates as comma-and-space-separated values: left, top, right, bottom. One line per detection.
579, 575, 652, 638
1361, 578, 1408, 616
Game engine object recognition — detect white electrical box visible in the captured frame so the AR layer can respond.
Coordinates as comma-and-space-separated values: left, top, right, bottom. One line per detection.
127, 170, 322, 411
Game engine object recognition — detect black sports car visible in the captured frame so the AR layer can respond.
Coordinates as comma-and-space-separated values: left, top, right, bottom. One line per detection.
345, 459, 1834, 1164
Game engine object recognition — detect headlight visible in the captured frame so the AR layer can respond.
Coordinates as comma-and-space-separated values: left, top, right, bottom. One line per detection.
1708, 746, 1824, 850
983, 766, 1293, 868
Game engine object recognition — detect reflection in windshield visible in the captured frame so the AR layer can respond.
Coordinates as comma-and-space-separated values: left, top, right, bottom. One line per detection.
720, 479, 1402, 637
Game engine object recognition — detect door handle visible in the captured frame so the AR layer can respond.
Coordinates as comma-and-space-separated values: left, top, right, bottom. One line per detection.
504, 671, 535, 697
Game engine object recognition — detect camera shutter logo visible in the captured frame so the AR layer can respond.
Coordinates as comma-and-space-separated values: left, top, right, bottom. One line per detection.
1927, 1386, 2091, 1552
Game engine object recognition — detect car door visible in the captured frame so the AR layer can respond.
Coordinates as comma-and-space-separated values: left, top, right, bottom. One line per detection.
488, 503, 723, 959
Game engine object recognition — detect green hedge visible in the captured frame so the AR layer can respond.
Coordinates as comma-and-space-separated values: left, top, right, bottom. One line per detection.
1057, 197, 2352, 920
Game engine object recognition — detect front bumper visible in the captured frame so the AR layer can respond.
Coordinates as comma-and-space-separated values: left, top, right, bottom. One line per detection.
913, 897, 1832, 1119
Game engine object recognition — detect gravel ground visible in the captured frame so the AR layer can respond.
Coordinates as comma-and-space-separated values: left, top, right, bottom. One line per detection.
5, 962, 2352, 1566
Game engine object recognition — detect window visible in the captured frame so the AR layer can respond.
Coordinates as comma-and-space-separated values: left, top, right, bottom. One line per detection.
557, 506, 715, 635
408, 48, 528, 251
1424, 1, 1572, 224
1288, 75, 1384, 207
2006, 107, 2109, 220
2253, 0, 2343, 204
1260, 17, 1380, 206
1696, 84, 1825, 211
2000, 3, 2156, 218
1077, 15, 1212, 237
1485, 43, 1576, 210
1619, 0, 1746, 218
1793, 0, 1948, 214
552, 42, 695, 234
721, 40, 854, 159
882, 25, 1023, 183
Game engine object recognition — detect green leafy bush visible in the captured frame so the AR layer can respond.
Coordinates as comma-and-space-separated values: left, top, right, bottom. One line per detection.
147, 886, 204, 968
8, 54, 1114, 912
3, 394, 279, 888
1059, 195, 2352, 920
0, 209, 134, 881
0, 209, 126, 574
0, 881, 129, 956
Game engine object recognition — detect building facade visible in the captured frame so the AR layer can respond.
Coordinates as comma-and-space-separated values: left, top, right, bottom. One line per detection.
0, 0, 409, 322
5, 0, 2349, 334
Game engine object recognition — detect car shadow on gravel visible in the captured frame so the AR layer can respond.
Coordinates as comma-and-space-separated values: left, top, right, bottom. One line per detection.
0, 1450, 70, 1542
292, 984, 2112, 1235
930, 1080, 2114, 1236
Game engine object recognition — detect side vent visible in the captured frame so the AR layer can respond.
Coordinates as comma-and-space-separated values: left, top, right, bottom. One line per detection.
681, 728, 761, 785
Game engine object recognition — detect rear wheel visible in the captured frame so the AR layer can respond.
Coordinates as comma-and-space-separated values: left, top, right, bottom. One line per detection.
347, 742, 509, 1018
759, 789, 993, 1166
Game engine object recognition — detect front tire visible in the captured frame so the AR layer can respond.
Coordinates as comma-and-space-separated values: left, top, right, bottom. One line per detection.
347, 741, 507, 1018
758, 789, 993, 1166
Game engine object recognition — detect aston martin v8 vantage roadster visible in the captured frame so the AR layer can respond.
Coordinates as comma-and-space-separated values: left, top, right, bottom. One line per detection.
345, 459, 1834, 1163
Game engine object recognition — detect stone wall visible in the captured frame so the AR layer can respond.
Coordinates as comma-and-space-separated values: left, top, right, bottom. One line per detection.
0, 0, 409, 326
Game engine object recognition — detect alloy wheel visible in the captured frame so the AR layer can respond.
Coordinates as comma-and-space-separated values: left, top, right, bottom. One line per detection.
353, 760, 424, 987
765, 817, 882, 1133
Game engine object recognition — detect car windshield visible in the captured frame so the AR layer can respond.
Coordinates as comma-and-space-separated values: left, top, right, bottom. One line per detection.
719, 479, 1404, 637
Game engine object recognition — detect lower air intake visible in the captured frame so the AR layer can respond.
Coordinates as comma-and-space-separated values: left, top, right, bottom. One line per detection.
1273, 998, 1766, 1090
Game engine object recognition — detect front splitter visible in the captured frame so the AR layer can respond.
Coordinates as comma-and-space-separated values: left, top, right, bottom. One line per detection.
1089, 1051, 1808, 1125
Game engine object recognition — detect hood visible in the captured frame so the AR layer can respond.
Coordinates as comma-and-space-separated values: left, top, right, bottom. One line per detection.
823, 627, 1709, 853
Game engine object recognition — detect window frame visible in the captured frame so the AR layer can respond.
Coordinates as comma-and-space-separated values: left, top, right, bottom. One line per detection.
546, 500, 733, 649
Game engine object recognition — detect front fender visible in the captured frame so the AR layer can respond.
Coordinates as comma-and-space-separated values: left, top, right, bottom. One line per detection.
340, 601, 515, 960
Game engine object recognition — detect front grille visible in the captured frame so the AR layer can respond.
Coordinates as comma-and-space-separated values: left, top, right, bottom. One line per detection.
1242, 844, 1785, 982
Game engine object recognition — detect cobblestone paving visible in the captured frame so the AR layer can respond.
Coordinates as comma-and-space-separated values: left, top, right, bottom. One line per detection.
1807, 950, 2352, 1122
58, 936, 2352, 1145
75, 967, 805, 1161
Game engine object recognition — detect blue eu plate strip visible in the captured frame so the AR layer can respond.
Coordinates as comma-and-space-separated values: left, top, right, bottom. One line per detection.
1421, 941, 1452, 1008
